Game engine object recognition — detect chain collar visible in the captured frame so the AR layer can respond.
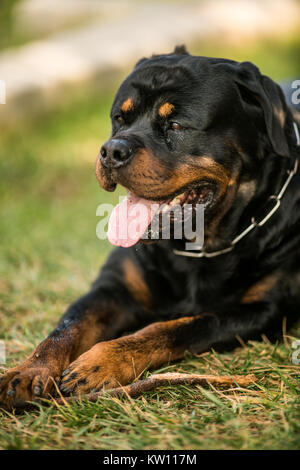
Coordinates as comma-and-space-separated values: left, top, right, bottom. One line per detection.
173, 122, 300, 259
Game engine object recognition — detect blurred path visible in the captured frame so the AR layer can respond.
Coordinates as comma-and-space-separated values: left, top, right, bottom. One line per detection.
0, 0, 299, 124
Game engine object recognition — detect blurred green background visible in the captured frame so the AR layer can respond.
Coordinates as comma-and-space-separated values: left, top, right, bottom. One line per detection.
0, 0, 300, 451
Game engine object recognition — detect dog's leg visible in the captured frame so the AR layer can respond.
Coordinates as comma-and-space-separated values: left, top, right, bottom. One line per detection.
0, 286, 144, 409
60, 302, 278, 395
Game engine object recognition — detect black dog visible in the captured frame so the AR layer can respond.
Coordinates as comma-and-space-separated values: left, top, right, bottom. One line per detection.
1, 46, 300, 409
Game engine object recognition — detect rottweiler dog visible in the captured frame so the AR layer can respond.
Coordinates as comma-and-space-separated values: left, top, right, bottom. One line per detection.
1, 46, 300, 410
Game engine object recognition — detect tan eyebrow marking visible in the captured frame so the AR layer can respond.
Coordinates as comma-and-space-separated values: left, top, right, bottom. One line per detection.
121, 98, 134, 112
158, 102, 175, 117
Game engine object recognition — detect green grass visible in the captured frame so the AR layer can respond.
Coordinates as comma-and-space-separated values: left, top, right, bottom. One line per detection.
0, 346, 299, 450
0, 36, 300, 450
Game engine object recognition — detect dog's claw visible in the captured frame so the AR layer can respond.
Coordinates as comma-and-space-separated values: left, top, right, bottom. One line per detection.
62, 369, 70, 377
0, 365, 61, 410
33, 386, 41, 396
59, 384, 72, 394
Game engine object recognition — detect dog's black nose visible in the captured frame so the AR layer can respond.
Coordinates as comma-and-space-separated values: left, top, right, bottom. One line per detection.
100, 139, 133, 168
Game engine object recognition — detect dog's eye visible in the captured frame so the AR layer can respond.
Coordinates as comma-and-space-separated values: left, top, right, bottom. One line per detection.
170, 121, 182, 131
115, 115, 125, 125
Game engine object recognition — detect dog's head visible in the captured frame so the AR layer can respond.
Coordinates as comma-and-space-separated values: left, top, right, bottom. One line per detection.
96, 46, 291, 248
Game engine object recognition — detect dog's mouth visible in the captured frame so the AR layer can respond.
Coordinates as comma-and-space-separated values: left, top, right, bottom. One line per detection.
107, 183, 214, 248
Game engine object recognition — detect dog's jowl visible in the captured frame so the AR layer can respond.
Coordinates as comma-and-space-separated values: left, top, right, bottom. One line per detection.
1, 46, 300, 409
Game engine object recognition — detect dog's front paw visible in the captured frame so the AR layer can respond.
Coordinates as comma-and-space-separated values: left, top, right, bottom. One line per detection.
59, 341, 136, 395
0, 363, 59, 410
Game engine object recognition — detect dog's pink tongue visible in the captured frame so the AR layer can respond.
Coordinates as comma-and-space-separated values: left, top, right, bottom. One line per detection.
108, 194, 159, 247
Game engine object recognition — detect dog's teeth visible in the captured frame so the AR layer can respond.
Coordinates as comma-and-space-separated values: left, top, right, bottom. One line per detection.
170, 193, 186, 206
170, 193, 184, 206
162, 204, 170, 213
170, 199, 179, 207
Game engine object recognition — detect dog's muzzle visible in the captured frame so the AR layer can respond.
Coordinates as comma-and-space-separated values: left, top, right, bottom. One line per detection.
100, 139, 134, 169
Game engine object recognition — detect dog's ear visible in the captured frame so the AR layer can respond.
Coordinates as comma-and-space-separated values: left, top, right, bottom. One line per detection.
233, 62, 289, 157
134, 57, 148, 69
173, 44, 189, 55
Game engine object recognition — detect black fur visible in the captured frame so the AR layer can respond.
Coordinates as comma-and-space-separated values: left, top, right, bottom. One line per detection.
67, 51, 300, 349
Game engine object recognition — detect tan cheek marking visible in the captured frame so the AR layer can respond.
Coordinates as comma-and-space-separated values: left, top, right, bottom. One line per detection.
158, 102, 175, 117
121, 98, 134, 112
123, 258, 152, 309
242, 273, 279, 303
121, 150, 230, 200
166, 156, 230, 198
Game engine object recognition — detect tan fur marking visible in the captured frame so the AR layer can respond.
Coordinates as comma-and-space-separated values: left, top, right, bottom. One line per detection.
56, 315, 213, 396
119, 149, 230, 200
123, 258, 152, 309
121, 98, 134, 112
158, 102, 175, 117
242, 273, 279, 303
73, 315, 104, 358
